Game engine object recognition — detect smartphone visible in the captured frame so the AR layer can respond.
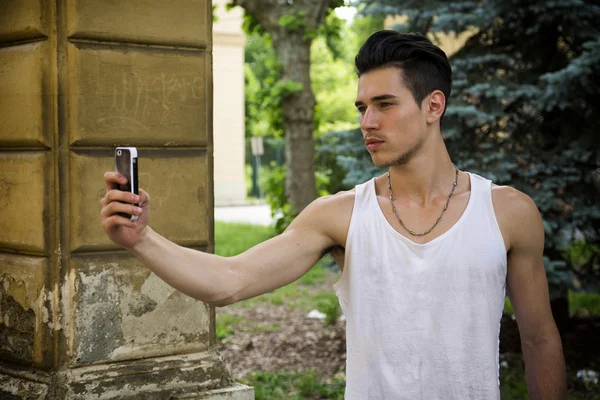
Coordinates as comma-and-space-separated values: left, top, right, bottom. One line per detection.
115, 147, 139, 221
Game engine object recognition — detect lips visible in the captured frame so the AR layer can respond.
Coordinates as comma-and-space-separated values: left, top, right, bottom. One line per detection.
365, 138, 384, 151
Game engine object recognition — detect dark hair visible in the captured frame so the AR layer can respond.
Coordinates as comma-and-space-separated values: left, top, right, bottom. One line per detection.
355, 30, 452, 114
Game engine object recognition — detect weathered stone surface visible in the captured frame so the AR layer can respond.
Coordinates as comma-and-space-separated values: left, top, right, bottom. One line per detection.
67, 43, 209, 147
66, 0, 210, 48
0, 152, 50, 253
64, 351, 231, 399
70, 150, 209, 252
0, 254, 52, 368
0, 42, 51, 148
175, 384, 255, 400
0, 0, 48, 43
0, 371, 48, 400
68, 254, 211, 366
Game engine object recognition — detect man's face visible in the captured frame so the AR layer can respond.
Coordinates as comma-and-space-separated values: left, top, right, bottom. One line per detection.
355, 67, 430, 167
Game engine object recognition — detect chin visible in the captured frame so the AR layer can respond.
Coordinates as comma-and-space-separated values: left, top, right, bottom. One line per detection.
370, 153, 393, 168
371, 151, 412, 168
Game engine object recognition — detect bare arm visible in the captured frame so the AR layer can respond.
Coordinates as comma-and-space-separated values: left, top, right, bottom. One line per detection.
101, 172, 352, 306
500, 188, 567, 399
130, 205, 337, 306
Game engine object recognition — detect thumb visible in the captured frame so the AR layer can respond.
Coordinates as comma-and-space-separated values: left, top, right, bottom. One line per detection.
138, 189, 150, 207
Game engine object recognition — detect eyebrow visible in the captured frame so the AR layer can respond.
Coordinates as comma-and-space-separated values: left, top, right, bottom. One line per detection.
355, 94, 398, 108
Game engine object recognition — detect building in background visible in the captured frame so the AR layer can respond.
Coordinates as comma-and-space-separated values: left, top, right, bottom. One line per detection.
213, 0, 247, 205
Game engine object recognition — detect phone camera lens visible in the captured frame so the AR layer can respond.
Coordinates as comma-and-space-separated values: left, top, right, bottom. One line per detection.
117, 150, 122, 156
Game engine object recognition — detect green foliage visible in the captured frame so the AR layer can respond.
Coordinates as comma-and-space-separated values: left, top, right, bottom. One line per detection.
262, 162, 331, 233
243, 370, 345, 400
350, 0, 600, 298
311, 37, 360, 137
212, 4, 218, 22
503, 297, 514, 316
216, 314, 244, 341
316, 291, 341, 326
569, 291, 600, 318
499, 359, 529, 400
244, 33, 284, 138
278, 10, 308, 31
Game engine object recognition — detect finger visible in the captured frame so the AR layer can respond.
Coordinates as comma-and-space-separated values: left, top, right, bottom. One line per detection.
105, 189, 140, 205
102, 214, 136, 230
104, 171, 127, 192
138, 189, 150, 206
101, 201, 143, 220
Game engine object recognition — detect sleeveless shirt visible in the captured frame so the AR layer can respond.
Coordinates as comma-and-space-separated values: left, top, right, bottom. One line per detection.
334, 172, 507, 399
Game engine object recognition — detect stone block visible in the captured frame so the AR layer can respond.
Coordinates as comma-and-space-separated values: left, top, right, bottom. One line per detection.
0, 152, 50, 253
68, 254, 211, 366
62, 351, 231, 399
0, 0, 47, 43
70, 150, 209, 252
66, 0, 210, 48
67, 43, 209, 147
0, 254, 52, 368
0, 42, 51, 148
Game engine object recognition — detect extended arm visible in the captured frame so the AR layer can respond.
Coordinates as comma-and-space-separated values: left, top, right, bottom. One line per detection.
502, 190, 567, 399
130, 207, 336, 306
101, 172, 351, 307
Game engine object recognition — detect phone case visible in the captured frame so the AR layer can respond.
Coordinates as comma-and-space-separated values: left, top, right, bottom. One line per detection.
115, 147, 139, 221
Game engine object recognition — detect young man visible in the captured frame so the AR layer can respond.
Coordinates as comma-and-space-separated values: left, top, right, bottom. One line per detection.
101, 30, 566, 399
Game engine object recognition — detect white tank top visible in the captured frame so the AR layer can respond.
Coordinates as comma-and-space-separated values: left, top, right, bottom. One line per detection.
334, 172, 507, 400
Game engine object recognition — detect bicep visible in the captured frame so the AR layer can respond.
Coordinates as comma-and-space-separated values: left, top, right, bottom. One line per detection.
228, 197, 342, 303
505, 195, 556, 343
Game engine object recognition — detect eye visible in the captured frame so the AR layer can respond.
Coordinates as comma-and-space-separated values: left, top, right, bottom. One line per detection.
379, 102, 393, 108
357, 106, 366, 114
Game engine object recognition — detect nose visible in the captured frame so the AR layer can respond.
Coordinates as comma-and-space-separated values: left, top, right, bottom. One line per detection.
360, 107, 379, 132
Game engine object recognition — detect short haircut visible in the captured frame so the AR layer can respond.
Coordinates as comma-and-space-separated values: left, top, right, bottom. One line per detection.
355, 30, 452, 114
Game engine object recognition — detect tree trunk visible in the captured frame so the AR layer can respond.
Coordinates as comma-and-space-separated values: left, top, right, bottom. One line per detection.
272, 33, 318, 213
231, 0, 331, 213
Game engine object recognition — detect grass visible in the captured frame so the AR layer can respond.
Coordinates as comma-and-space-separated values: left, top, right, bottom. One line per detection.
242, 370, 345, 400
216, 314, 244, 341
214, 221, 276, 257
247, 323, 280, 333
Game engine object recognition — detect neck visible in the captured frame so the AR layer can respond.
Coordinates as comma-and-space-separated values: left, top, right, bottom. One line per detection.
387, 138, 456, 207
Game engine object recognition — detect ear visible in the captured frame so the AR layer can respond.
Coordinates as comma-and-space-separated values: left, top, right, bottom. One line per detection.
425, 90, 446, 124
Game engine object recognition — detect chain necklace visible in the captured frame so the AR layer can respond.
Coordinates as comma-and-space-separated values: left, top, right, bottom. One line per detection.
387, 164, 459, 237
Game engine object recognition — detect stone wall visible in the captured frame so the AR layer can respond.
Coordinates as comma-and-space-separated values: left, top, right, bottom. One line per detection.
0, 1, 253, 398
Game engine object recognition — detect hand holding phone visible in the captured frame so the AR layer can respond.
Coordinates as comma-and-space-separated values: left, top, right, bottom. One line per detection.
100, 147, 149, 249
115, 147, 139, 221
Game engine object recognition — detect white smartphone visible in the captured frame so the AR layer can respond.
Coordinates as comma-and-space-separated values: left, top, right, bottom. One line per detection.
115, 147, 139, 221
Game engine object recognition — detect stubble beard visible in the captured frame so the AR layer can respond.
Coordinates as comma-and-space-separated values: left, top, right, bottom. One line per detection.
374, 136, 425, 168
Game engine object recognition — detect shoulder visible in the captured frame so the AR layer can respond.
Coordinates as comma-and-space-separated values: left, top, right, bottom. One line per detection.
299, 189, 356, 226
288, 189, 356, 247
491, 185, 544, 251
491, 185, 539, 219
